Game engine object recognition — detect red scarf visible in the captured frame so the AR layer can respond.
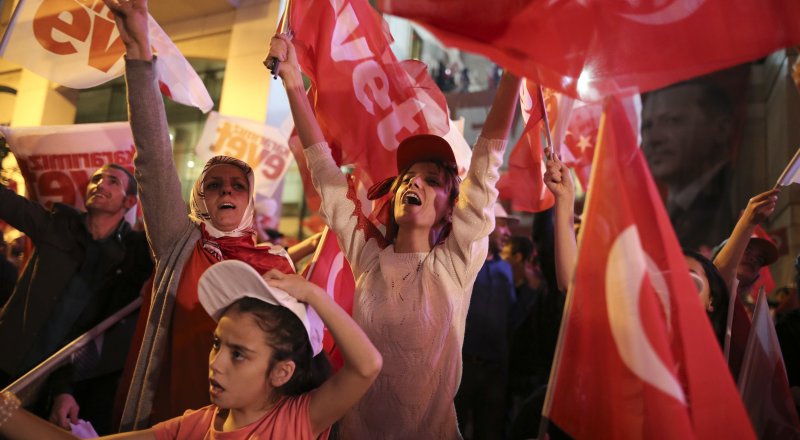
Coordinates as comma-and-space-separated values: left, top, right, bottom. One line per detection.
200, 224, 295, 275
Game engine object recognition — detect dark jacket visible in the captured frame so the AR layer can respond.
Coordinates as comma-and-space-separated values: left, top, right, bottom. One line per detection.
0, 185, 153, 379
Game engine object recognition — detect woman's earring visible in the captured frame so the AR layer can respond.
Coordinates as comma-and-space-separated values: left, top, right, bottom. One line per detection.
707, 301, 714, 313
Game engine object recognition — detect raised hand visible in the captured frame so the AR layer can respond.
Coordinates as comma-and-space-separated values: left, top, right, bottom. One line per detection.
263, 269, 323, 304
265, 33, 302, 87
742, 188, 780, 225
543, 148, 575, 203
103, 0, 151, 60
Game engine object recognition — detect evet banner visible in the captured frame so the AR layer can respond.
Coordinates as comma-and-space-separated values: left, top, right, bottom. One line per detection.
0, 122, 138, 223
194, 112, 293, 199
288, 0, 450, 184
1, 0, 213, 112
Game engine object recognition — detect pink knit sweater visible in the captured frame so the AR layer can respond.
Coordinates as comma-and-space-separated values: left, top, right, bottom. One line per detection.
305, 137, 506, 439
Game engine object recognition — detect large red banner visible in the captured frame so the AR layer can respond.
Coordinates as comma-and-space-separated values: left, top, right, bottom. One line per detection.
544, 96, 754, 438
378, 0, 800, 101
287, 0, 450, 184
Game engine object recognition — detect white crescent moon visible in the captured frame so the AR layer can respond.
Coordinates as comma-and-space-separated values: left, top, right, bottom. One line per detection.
520, 81, 534, 122
619, 0, 705, 25
326, 252, 345, 296
606, 225, 686, 404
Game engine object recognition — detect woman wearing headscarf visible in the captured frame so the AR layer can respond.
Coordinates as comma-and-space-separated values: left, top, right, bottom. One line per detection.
102, 0, 297, 430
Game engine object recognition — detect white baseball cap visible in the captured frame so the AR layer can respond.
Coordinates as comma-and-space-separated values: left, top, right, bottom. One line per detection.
198, 260, 324, 356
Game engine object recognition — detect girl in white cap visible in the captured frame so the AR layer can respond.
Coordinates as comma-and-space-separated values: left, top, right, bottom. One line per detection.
0, 261, 382, 439
269, 32, 519, 438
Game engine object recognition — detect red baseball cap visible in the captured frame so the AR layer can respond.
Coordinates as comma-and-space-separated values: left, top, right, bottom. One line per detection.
396, 134, 456, 174
748, 235, 779, 267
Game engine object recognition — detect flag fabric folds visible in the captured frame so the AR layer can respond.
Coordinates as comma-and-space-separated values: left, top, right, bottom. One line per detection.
1, 0, 213, 112
303, 227, 356, 371
560, 100, 603, 188
287, 0, 450, 185
497, 80, 554, 213
378, 0, 800, 101
543, 96, 755, 439
738, 290, 800, 439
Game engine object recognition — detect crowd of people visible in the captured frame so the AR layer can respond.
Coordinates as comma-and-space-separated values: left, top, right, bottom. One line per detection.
0, 0, 797, 439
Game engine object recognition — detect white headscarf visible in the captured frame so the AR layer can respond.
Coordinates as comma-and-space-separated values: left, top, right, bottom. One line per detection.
189, 156, 256, 238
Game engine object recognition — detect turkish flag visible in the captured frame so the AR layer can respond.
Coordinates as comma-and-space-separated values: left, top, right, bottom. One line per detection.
497, 81, 554, 213
561, 101, 603, 188
286, 0, 449, 184
543, 96, 754, 438
738, 290, 800, 438
378, 0, 800, 101
0, 0, 212, 111
302, 227, 355, 371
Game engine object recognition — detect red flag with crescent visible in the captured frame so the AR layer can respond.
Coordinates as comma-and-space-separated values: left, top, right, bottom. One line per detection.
497, 80, 555, 213
377, 0, 800, 101
303, 227, 355, 371
543, 96, 755, 438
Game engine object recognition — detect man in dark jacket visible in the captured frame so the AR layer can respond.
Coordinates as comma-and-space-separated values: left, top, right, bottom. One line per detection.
0, 163, 153, 431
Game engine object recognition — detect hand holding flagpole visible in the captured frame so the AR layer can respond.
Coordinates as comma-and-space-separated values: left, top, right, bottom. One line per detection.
268, 0, 292, 79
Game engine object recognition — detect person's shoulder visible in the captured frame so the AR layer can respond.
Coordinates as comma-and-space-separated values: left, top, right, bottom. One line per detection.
50, 202, 82, 217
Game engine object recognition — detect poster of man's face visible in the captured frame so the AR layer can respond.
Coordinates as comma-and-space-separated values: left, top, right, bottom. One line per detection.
640, 68, 748, 253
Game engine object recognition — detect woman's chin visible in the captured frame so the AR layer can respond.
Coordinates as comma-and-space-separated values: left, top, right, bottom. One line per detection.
209, 219, 241, 232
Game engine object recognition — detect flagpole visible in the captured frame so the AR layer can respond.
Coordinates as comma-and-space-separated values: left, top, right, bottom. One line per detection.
0, 0, 24, 56
773, 146, 800, 189
269, 0, 292, 79
538, 85, 556, 158
303, 225, 329, 281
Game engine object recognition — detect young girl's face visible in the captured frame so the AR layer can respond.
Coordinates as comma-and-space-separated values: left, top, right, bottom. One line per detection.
208, 308, 275, 412
393, 162, 451, 232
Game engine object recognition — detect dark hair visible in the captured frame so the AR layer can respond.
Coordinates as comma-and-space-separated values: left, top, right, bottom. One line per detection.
100, 163, 138, 197
226, 297, 331, 396
384, 160, 460, 244
506, 235, 534, 261
684, 250, 729, 347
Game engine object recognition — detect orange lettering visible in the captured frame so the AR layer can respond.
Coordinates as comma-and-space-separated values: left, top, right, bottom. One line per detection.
88, 14, 125, 72
211, 122, 235, 153
33, 0, 90, 55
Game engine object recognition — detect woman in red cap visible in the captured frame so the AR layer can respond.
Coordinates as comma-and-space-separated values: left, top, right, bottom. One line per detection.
269, 34, 520, 439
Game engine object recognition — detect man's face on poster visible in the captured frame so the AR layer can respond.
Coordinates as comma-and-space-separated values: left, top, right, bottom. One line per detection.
640, 83, 731, 186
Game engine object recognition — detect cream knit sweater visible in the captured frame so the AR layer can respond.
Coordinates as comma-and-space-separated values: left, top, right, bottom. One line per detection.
305, 137, 506, 439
